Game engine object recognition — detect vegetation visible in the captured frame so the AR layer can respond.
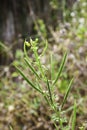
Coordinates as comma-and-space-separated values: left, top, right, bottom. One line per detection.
0, 0, 87, 130
15, 38, 74, 129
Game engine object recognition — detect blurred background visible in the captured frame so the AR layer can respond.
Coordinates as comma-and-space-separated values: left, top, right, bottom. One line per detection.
0, 0, 77, 64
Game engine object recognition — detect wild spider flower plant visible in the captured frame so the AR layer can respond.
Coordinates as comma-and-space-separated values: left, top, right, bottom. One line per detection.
15, 38, 74, 130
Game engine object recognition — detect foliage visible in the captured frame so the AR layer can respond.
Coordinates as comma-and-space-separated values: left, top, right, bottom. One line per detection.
15, 38, 74, 129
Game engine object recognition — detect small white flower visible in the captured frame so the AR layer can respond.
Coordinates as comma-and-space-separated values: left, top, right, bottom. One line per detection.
8, 105, 14, 112
81, 9, 85, 14
71, 12, 75, 17
0, 103, 4, 108
79, 18, 85, 24
82, 2, 87, 7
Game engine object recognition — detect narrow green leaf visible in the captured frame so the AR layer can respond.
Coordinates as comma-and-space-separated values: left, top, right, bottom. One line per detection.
61, 78, 73, 109
9, 125, 13, 130
54, 123, 59, 130
0, 42, 8, 50
24, 40, 27, 57
24, 57, 40, 79
15, 66, 43, 94
53, 52, 67, 86
51, 53, 54, 80
72, 101, 76, 130
40, 40, 48, 56
47, 79, 53, 104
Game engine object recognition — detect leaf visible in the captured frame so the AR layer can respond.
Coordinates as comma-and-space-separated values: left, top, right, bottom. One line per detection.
51, 53, 55, 80
47, 79, 53, 104
61, 78, 74, 109
15, 66, 43, 94
53, 52, 67, 86
24, 57, 40, 79
9, 125, 13, 130
40, 40, 48, 56
72, 101, 76, 130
